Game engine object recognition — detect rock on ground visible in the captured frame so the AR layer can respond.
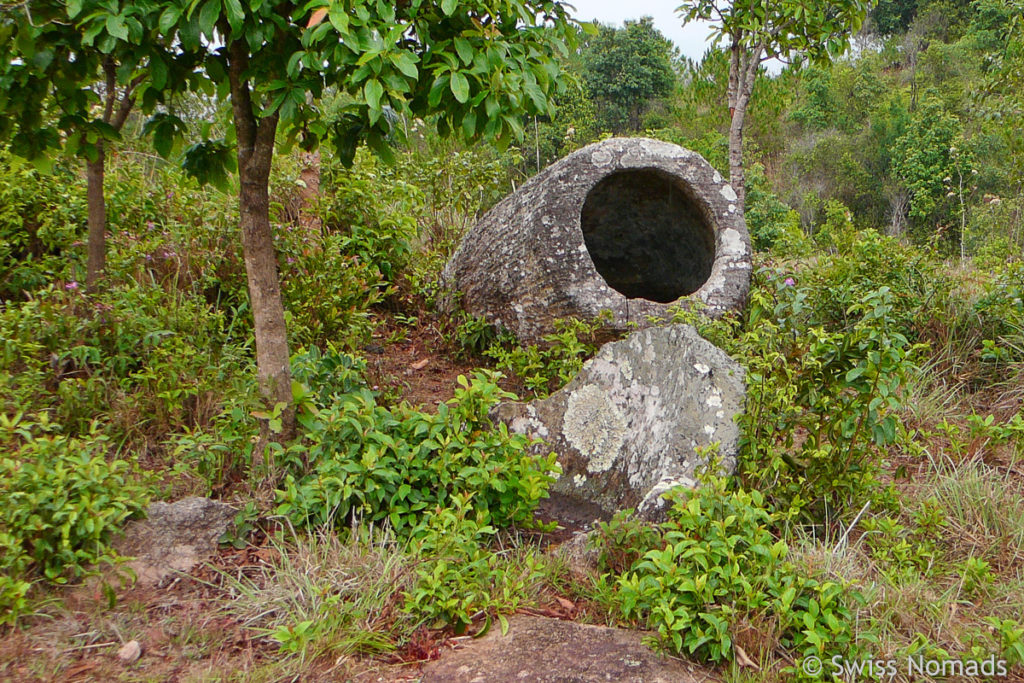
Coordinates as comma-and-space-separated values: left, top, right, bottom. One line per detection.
442, 137, 751, 343
112, 497, 236, 585
492, 324, 745, 519
419, 615, 718, 683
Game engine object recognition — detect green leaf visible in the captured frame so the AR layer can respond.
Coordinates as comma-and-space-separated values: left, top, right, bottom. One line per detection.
105, 14, 128, 41
223, 0, 245, 33
158, 6, 182, 34
198, 0, 221, 38
67, 0, 83, 19
454, 37, 473, 66
441, 0, 458, 16
450, 71, 470, 104
390, 52, 418, 79
461, 110, 477, 138
364, 78, 384, 111
328, 4, 349, 33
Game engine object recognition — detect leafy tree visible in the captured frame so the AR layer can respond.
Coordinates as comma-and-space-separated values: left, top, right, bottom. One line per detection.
891, 93, 963, 234
0, 0, 187, 290
89, 0, 577, 456
676, 0, 873, 211
579, 17, 677, 132
870, 0, 917, 35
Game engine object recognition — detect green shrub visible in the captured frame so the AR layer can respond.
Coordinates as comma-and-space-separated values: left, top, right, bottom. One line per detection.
0, 150, 86, 300
484, 315, 610, 398
738, 274, 920, 522
276, 370, 559, 535
670, 259, 922, 525
403, 493, 547, 633
599, 479, 857, 666
0, 282, 251, 444
278, 233, 385, 350
320, 150, 423, 284
0, 414, 152, 622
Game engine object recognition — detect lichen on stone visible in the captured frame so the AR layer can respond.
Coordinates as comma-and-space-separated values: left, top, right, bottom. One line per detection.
563, 385, 627, 474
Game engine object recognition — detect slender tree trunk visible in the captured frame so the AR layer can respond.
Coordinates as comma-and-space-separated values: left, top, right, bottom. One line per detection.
726, 42, 764, 213
238, 146, 295, 444
85, 144, 106, 291
228, 39, 296, 455
84, 62, 139, 293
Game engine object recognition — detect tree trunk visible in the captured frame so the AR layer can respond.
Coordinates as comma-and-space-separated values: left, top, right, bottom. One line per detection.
238, 150, 296, 446
728, 106, 747, 211
228, 38, 296, 456
726, 42, 764, 214
85, 144, 106, 292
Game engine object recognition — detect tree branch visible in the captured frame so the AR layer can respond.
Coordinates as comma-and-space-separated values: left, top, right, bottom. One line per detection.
102, 58, 117, 124
227, 38, 257, 170
111, 74, 145, 131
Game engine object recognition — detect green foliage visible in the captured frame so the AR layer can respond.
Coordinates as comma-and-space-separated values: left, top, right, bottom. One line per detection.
278, 231, 385, 350
891, 94, 965, 229
738, 276, 919, 522
276, 369, 559, 535
319, 150, 423, 284
403, 494, 547, 632
484, 315, 609, 399
0, 280, 251, 441
451, 313, 498, 358
0, 413, 152, 622
675, 242, 935, 525
744, 163, 807, 253
813, 200, 858, 253
143, 0, 581, 170
580, 17, 678, 133
598, 479, 857, 664
985, 617, 1024, 667
871, 0, 918, 34
0, 151, 86, 299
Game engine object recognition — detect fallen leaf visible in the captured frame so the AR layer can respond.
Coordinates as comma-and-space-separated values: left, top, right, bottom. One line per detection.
117, 640, 142, 663
410, 359, 429, 371
734, 643, 760, 670
307, 7, 328, 28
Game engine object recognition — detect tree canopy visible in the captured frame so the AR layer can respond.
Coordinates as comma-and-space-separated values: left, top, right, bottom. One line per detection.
579, 17, 678, 132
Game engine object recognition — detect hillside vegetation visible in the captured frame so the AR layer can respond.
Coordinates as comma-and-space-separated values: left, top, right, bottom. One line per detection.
0, 0, 1023, 680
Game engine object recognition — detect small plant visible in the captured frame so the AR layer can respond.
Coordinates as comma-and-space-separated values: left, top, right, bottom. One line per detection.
985, 617, 1024, 667
276, 371, 559, 535
0, 414, 152, 623
402, 493, 553, 634
602, 478, 857, 665
959, 557, 995, 597
484, 314, 610, 398
452, 313, 498, 358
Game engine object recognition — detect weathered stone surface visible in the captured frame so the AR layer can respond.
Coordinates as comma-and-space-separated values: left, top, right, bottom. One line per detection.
112, 497, 236, 585
442, 137, 751, 343
492, 324, 745, 519
419, 616, 718, 683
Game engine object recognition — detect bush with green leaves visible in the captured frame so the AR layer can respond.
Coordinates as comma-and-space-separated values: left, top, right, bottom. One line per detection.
484, 315, 610, 398
276, 369, 559, 535
0, 150, 86, 300
0, 281, 252, 445
739, 275, 920, 522
0, 413, 152, 623
670, 254, 923, 525
598, 478, 857, 667
402, 493, 548, 634
320, 150, 424, 285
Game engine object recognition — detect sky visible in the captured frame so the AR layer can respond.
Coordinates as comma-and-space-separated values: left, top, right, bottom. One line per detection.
565, 0, 716, 63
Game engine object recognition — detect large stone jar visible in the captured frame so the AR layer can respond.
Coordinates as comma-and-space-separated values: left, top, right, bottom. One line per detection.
442, 137, 752, 343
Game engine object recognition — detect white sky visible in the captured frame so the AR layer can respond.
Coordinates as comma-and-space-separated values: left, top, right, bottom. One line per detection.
565, 0, 716, 63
